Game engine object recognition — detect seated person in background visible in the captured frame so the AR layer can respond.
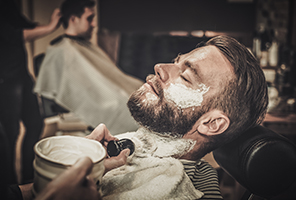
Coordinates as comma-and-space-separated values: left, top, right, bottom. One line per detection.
86, 35, 268, 199
34, 0, 143, 135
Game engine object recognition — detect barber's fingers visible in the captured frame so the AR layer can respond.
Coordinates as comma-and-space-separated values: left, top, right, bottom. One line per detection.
51, 8, 61, 17
49, 8, 62, 29
86, 124, 117, 146
104, 149, 130, 174
70, 157, 94, 184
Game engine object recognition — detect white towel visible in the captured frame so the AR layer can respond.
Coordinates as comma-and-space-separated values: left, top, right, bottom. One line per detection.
101, 128, 204, 199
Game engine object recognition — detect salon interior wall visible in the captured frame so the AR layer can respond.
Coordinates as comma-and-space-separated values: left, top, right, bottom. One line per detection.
255, 0, 296, 97
98, 0, 296, 88
98, 0, 258, 81
255, 0, 290, 44
21, 0, 98, 78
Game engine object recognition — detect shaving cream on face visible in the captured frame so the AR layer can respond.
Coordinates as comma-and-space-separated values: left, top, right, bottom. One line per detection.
145, 92, 157, 101
164, 83, 209, 109
135, 85, 158, 104
121, 127, 196, 158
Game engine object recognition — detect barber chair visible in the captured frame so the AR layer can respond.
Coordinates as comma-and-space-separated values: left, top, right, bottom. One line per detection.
33, 53, 92, 137
34, 53, 70, 118
213, 125, 296, 200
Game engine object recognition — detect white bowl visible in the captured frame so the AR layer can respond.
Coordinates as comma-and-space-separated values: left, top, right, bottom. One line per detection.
32, 135, 106, 196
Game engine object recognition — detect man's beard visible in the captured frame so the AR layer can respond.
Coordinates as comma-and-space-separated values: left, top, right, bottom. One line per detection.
127, 77, 204, 138
81, 28, 93, 40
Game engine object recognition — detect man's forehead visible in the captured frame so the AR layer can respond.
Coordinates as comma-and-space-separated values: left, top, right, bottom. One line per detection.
178, 46, 214, 62
84, 7, 95, 15
185, 46, 232, 70
189, 45, 219, 58
185, 45, 234, 85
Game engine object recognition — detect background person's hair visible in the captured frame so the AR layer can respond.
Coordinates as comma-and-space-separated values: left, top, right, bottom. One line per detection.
192, 35, 268, 158
60, 0, 95, 28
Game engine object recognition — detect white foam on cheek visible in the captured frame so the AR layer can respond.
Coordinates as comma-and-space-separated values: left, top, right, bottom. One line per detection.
164, 83, 209, 108
145, 92, 157, 101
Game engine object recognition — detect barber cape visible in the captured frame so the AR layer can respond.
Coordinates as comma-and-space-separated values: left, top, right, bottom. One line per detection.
34, 36, 143, 134
101, 127, 204, 200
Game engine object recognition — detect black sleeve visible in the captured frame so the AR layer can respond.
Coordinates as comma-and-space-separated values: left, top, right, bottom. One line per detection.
0, 0, 37, 29
6, 185, 23, 200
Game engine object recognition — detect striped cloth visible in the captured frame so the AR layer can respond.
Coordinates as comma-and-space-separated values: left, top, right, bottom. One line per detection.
181, 159, 223, 200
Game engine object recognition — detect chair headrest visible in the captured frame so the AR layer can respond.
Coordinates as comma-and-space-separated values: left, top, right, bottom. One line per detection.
213, 125, 296, 198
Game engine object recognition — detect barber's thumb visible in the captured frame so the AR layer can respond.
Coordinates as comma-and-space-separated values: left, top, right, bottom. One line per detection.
120, 148, 131, 159
104, 148, 130, 174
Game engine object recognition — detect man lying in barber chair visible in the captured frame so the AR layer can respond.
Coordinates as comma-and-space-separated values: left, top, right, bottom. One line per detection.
25, 35, 295, 200
92, 35, 295, 200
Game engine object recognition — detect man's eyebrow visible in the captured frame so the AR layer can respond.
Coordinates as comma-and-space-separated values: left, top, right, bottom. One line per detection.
172, 53, 182, 63
87, 14, 95, 20
185, 60, 198, 77
173, 53, 199, 78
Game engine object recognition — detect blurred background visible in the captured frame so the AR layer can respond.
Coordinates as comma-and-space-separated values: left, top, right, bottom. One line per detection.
10, 0, 296, 199
20, 0, 296, 116
20, 0, 295, 84
20, 0, 296, 139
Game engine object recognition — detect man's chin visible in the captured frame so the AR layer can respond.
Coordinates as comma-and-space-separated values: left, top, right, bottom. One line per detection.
127, 86, 201, 137
85, 35, 92, 40
81, 32, 93, 40
128, 99, 179, 137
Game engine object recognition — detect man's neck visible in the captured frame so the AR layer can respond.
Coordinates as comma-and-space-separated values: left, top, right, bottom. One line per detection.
64, 29, 89, 41
179, 138, 207, 161
64, 28, 76, 37
64, 34, 86, 41
135, 127, 197, 159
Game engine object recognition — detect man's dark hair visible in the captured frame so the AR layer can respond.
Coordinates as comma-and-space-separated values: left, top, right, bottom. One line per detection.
60, 0, 95, 28
194, 36, 268, 156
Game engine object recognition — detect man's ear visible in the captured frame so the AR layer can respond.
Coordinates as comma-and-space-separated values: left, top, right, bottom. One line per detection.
69, 15, 77, 24
196, 110, 230, 136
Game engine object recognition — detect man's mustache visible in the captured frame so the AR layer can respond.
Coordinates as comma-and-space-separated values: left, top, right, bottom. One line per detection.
145, 74, 164, 98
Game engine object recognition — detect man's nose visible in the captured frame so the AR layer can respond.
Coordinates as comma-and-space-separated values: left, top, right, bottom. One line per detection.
91, 20, 96, 27
154, 64, 175, 82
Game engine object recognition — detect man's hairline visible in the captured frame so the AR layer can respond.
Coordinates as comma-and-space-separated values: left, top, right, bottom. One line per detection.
73, 5, 95, 19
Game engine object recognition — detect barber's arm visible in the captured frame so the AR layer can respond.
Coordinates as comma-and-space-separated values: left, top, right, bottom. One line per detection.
19, 124, 129, 200
24, 152, 129, 200
34, 157, 99, 200
23, 8, 61, 42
